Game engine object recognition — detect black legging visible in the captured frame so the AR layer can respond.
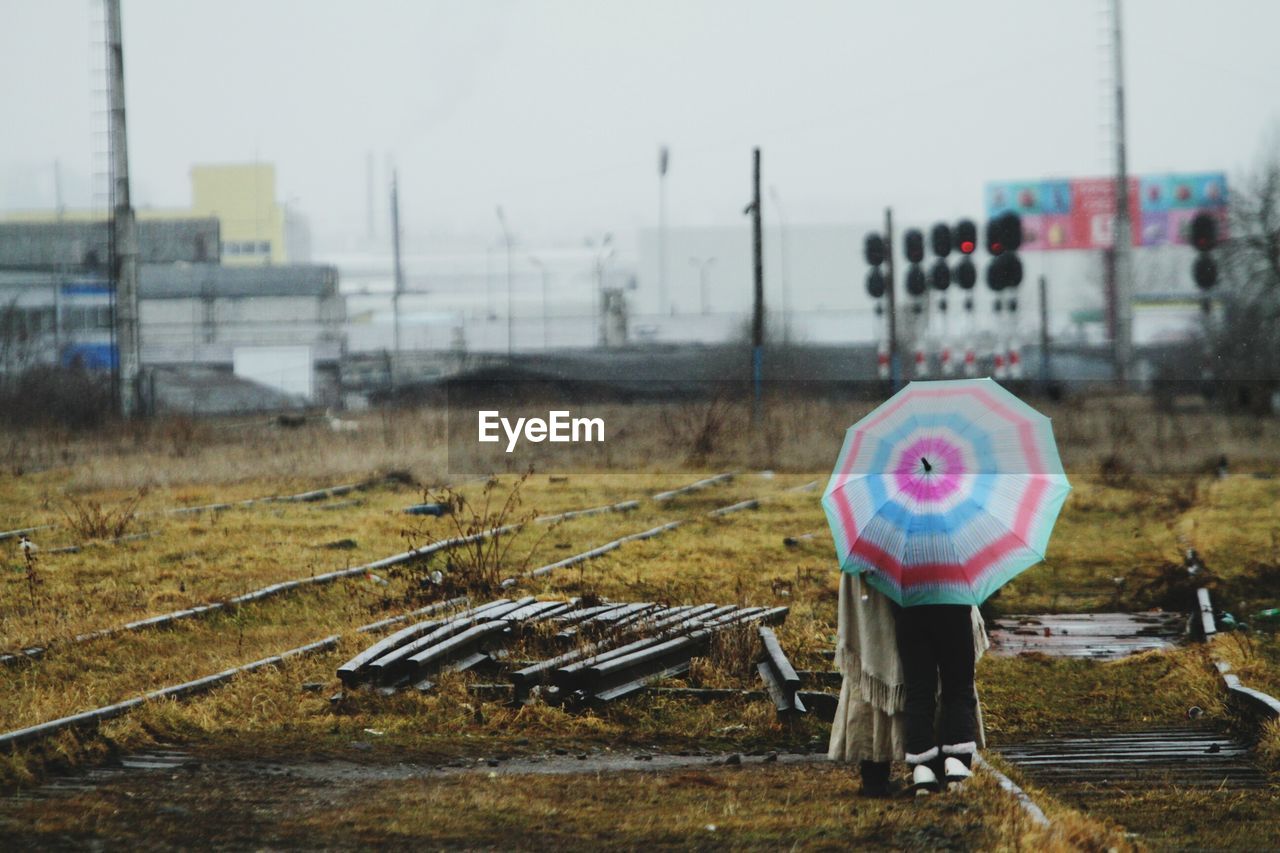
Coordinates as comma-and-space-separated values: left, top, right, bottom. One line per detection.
893, 603, 977, 762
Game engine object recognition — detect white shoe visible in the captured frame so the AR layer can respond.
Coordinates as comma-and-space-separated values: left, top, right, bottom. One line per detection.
911, 763, 940, 796
944, 756, 973, 789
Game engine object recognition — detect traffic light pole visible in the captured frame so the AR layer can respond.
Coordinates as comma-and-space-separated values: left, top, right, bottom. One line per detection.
1039, 274, 1051, 390
884, 207, 898, 390
751, 148, 764, 424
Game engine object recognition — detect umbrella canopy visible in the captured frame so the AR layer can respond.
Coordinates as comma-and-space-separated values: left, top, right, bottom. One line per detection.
822, 378, 1071, 606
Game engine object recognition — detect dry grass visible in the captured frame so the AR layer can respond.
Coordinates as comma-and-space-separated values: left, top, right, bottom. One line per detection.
0, 742, 1132, 850
59, 489, 146, 540
1, 395, 1279, 846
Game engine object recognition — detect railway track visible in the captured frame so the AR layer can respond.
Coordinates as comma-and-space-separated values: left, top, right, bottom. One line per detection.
0, 474, 760, 745
988, 553, 1280, 847
0, 473, 735, 670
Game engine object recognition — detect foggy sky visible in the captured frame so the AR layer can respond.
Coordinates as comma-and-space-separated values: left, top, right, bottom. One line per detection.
3, 0, 1279, 252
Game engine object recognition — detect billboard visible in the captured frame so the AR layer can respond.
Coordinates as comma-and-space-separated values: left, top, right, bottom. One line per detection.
985, 173, 1228, 250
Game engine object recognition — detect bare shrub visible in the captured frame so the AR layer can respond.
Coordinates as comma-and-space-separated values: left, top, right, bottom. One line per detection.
1155, 478, 1200, 514
706, 620, 759, 682
660, 396, 737, 465
1097, 453, 1138, 489
0, 365, 113, 431
398, 470, 549, 597
61, 489, 147, 540
159, 417, 200, 457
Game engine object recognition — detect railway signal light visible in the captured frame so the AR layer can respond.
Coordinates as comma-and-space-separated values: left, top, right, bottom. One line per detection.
930, 259, 951, 291
866, 267, 886, 299
906, 264, 927, 297
954, 258, 977, 290
1190, 212, 1218, 252
987, 253, 1023, 291
904, 229, 925, 264
955, 219, 977, 255
986, 212, 1022, 256
931, 223, 952, 257
986, 213, 1024, 290
1189, 211, 1219, 290
864, 233, 886, 267
1193, 254, 1218, 290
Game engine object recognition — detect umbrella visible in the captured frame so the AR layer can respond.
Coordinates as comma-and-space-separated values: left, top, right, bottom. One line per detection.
822, 378, 1071, 606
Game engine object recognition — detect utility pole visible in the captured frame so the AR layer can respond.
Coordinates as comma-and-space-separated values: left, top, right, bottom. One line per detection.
749, 148, 764, 424
1039, 274, 1051, 390
770, 186, 790, 344
529, 256, 549, 349
690, 256, 715, 315
390, 169, 404, 391
884, 207, 898, 390
658, 145, 669, 316
496, 206, 513, 359
54, 159, 65, 220
1111, 0, 1134, 384
366, 152, 376, 242
105, 0, 141, 417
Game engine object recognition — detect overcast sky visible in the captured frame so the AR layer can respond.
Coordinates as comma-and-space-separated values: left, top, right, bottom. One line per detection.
3, 0, 1279, 252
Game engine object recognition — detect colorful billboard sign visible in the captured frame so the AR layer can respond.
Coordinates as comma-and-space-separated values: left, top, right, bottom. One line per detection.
985, 173, 1228, 250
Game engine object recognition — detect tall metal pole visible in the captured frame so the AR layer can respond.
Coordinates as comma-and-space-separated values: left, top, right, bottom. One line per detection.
690, 256, 715, 315
1111, 0, 1134, 384
366, 152, 376, 242
658, 145, 669, 317
105, 0, 141, 417
390, 169, 404, 390
529, 256, 548, 349
497, 206, 512, 359
770, 186, 790, 344
54, 159, 65, 219
750, 148, 764, 424
884, 207, 898, 390
1039, 274, 1051, 389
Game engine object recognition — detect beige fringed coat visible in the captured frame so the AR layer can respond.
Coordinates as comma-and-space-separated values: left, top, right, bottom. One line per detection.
827, 572, 989, 764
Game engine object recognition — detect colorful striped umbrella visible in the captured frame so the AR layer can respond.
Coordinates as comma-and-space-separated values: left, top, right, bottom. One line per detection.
822, 378, 1071, 606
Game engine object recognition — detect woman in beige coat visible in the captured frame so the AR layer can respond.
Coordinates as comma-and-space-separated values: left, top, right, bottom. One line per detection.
827, 572, 989, 796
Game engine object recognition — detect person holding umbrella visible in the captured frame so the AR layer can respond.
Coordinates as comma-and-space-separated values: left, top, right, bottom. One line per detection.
823, 379, 1071, 796
827, 563, 989, 795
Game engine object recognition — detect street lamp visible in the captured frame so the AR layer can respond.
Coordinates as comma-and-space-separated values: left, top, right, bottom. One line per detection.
769, 185, 790, 344
496, 206, 513, 358
689, 256, 716, 315
590, 234, 614, 346
529, 255, 549, 349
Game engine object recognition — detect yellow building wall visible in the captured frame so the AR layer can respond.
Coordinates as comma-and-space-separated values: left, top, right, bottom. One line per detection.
1, 162, 289, 268
190, 163, 286, 266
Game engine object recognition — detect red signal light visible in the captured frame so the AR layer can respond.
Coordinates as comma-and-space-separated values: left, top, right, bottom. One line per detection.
959, 240, 975, 254
990, 241, 1004, 256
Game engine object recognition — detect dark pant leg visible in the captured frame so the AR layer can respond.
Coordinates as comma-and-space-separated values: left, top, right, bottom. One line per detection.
893, 604, 939, 763
933, 605, 978, 755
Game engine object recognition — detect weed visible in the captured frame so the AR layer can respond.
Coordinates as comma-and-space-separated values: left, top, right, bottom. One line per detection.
1098, 453, 1138, 489
398, 471, 549, 596
60, 489, 147, 540
706, 619, 758, 681
659, 396, 735, 465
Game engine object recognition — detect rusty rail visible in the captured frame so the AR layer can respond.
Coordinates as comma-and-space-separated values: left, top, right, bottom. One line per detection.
756, 625, 804, 717
651, 472, 734, 502
1, 519, 524, 669
0, 636, 338, 750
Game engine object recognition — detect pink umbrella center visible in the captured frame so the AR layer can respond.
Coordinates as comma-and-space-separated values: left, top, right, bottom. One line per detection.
893, 437, 966, 503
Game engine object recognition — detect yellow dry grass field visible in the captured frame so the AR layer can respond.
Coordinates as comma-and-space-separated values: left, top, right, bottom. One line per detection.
1, 397, 1278, 848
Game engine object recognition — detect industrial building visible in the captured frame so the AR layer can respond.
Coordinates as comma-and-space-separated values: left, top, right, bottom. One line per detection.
0, 166, 344, 412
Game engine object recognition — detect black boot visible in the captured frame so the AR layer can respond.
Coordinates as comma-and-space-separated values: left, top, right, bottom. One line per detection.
859, 760, 892, 798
